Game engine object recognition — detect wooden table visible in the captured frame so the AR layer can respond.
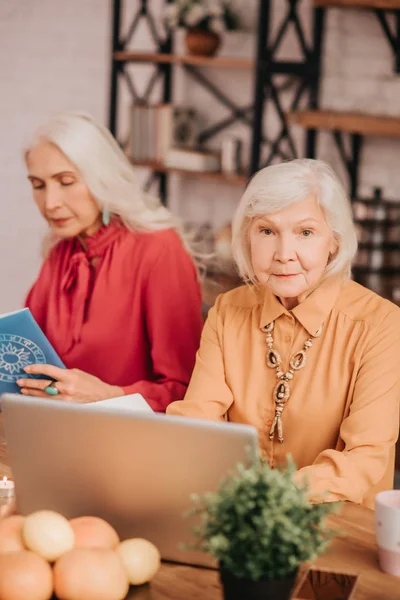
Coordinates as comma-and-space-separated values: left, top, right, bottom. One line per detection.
0, 418, 399, 599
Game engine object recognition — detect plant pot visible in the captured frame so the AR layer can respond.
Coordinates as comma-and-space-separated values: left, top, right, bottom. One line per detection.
220, 568, 297, 600
185, 29, 221, 56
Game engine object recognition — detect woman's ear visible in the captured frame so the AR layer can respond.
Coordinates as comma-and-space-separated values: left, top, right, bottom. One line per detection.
329, 235, 339, 258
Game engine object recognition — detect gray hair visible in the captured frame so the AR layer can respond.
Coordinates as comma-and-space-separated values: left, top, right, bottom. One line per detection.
24, 111, 201, 271
231, 159, 358, 283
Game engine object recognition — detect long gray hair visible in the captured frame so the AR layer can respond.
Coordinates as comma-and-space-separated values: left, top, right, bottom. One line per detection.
25, 111, 201, 271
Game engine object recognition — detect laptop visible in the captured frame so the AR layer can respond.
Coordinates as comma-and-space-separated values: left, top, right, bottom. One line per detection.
1, 394, 259, 567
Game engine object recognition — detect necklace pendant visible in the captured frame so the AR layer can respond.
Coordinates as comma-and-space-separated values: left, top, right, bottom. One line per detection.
269, 415, 278, 440
269, 407, 284, 443
273, 380, 290, 403
289, 350, 307, 370
264, 319, 323, 445
267, 349, 281, 368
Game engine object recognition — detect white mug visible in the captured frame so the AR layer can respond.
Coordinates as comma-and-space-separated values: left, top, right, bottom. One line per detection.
375, 490, 400, 577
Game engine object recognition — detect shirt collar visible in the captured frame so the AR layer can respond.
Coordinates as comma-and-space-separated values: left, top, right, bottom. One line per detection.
259, 276, 342, 336
72, 219, 123, 259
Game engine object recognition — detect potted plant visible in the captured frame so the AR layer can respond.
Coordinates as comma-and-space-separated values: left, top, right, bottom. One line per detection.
187, 457, 338, 600
164, 0, 240, 57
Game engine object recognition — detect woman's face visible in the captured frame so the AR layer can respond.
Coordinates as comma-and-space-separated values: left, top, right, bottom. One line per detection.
26, 140, 102, 240
249, 195, 338, 309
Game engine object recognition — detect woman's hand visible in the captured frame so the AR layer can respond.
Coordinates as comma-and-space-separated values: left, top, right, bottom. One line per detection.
16, 364, 123, 403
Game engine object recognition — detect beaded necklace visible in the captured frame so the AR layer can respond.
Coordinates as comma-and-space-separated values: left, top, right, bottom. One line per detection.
262, 321, 323, 443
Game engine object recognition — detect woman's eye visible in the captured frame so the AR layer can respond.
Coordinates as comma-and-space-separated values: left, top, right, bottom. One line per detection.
302, 229, 312, 237
260, 228, 273, 236
32, 183, 44, 190
60, 180, 74, 187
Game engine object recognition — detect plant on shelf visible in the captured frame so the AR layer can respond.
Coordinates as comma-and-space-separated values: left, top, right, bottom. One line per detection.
187, 456, 339, 600
164, 0, 241, 57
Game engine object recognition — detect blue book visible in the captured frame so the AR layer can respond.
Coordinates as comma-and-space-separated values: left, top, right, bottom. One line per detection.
0, 308, 65, 395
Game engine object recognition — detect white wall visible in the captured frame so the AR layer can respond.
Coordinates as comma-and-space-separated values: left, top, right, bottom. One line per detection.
1, 1, 400, 312
318, 8, 400, 196
0, 0, 110, 312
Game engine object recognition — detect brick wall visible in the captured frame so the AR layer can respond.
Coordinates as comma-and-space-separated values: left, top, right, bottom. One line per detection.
0, 0, 399, 310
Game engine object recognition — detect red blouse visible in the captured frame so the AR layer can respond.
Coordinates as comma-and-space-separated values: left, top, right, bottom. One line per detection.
26, 222, 203, 412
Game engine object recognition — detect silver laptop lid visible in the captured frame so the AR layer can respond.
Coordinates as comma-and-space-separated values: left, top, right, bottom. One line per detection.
1, 394, 258, 567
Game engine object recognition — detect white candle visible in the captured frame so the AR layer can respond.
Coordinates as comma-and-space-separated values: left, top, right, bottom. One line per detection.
0, 476, 14, 498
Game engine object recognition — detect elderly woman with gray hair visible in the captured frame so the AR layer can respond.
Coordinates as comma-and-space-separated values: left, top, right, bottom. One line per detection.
18, 113, 203, 411
168, 158, 400, 508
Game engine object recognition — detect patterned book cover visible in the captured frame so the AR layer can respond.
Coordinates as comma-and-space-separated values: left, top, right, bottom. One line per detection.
0, 308, 64, 395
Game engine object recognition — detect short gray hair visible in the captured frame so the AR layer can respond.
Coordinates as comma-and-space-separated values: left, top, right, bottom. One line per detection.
231, 159, 358, 283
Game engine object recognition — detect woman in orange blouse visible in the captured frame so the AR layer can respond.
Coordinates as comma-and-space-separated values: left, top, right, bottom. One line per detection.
167, 159, 400, 508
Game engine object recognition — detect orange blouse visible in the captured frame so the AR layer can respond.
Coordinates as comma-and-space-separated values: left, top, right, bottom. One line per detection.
167, 277, 400, 508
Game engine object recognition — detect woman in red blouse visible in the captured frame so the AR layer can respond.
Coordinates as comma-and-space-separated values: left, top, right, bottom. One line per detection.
16, 112, 203, 412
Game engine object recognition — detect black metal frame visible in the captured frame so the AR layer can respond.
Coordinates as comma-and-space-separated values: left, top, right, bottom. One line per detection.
109, 0, 325, 203
249, 0, 326, 175
109, 0, 174, 204
374, 8, 400, 74
336, 6, 400, 199
245, 1, 400, 296
109, 1, 400, 204
182, 64, 291, 162
109, 0, 174, 124
332, 131, 363, 200
298, 5, 400, 200
108, 0, 400, 300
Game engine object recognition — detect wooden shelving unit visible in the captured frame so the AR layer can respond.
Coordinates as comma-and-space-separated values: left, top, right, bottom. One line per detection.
295, 1, 400, 202
109, 1, 261, 204
294, 1, 400, 202
288, 110, 400, 137
121, 50, 252, 194
130, 159, 247, 186
314, 0, 400, 8
355, 218, 400, 226
288, 1, 400, 311
110, 1, 332, 205
353, 266, 400, 274
114, 52, 254, 70
313, 0, 400, 74
109, 1, 400, 303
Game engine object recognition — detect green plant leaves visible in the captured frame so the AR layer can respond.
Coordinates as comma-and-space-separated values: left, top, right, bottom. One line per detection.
187, 455, 339, 581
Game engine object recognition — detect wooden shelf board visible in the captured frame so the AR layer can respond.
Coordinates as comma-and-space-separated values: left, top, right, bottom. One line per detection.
314, 0, 400, 8
353, 265, 400, 274
288, 110, 400, 137
131, 159, 248, 186
358, 242, 400, 250
114, 52, 254, 70
354, 218, 400, 226
355, 197, 400, 206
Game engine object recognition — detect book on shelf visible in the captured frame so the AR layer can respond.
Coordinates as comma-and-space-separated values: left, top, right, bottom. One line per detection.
165, 147, 221, 172
129, 103, 173, 163
0, 308, 65, 397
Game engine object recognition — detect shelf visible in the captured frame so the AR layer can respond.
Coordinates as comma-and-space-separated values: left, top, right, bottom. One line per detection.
354, 218, 400, 226
131, 159, 248, 186
358, 242, 400, 250
114, 52, 254, 70
314, 0, 400, 8
355, 197, 400, 206
353, 266, 400, 274
287, 110, 400, 137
